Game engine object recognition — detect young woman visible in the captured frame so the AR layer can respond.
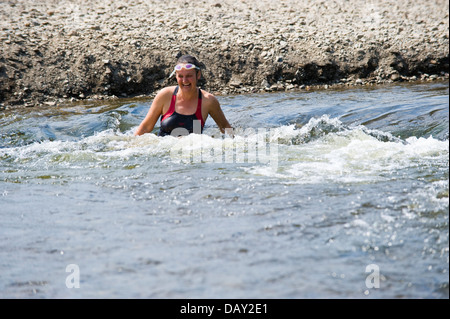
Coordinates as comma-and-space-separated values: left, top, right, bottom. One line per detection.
134, 55, 232, 137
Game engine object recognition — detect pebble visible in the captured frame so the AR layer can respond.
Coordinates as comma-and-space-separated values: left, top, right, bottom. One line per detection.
390, 73, 401, 81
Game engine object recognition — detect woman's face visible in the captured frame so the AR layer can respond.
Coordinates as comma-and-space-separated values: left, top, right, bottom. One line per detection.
175, 64, 201, 91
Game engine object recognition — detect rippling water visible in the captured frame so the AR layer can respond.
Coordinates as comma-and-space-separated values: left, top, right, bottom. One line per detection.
0, 82, 448, 298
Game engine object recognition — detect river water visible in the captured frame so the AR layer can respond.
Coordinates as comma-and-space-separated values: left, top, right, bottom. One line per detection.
0, 82, 448, 299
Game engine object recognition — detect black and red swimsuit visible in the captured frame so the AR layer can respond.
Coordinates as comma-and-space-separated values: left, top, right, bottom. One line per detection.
158, 86, 205, 136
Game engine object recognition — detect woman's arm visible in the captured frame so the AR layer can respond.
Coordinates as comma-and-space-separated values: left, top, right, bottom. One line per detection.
134, 87, 171, 136
207, 95, 233, 134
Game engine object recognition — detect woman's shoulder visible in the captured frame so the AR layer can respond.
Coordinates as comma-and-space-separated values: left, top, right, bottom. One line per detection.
200, 89, 219, 104
150, 87, 176, 110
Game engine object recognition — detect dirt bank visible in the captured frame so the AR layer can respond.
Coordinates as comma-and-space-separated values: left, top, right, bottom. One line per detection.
0, 0, 448, 109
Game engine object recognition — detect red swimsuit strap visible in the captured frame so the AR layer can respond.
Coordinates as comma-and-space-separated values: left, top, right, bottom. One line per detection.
196, 89, 204, 128
160, 87, 178, 123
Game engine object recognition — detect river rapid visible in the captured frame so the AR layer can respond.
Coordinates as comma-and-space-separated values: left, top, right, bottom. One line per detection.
0, 82, 448, 298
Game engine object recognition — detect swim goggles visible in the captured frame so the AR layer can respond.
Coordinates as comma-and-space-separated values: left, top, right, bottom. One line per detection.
169, 64, 200, 78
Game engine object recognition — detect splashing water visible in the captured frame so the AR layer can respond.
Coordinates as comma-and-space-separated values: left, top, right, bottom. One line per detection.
0, 82, 448, 298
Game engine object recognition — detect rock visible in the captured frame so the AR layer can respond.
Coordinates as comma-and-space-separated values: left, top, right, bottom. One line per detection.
286, 84, 295, 90
261, 79, 270, 88
229, 79, 242, 87
390, 73, 401, 81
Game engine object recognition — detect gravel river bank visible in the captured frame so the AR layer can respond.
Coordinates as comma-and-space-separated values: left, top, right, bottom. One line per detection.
0, 0, 449, 109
